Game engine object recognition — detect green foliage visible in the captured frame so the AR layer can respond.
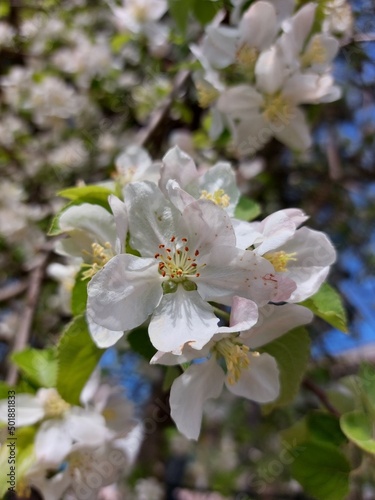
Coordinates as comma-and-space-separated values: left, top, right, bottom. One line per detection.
300, 283, 348, 332
168, 0, 193, 34
127, 326, 157, 361
11, 348, 58, 389
71, 266, 89, 316
192, 0, 223, 25
57, 315, 104, 405
168, 0, 222, 33
57, 185, 114, 208
290, 441, 351, 500
306, 411, 347, 447
234, 195, 261, 222
111, 33, 131, 52
261, 327, 310, 412
340, 410, 375, 455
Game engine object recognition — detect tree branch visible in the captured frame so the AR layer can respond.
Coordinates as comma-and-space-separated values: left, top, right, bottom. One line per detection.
303, 378, 341, 418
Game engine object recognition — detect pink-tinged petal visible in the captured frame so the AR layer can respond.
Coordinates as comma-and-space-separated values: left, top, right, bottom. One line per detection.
255, 46, 286, 95
87, 315, 124, 348
108, 195, 127, 254
201, 25, 238, 69
0, 394, 44, 427
271, 273, 297, 302
159, 146, 198, 195
170, 358, 225, 440
35, 420, 73, 464
125, 181, 180, 257
87, 254, 163, 331
240, 1, 278, 50
180, 198, 236, 255
273, 107, 312, 151
149, 287, 219, 353
226, 352, 279, 402
219, 296, 258, 334
290, 266, 331, 303
242, 303, 313, 348
196, 246, 283, 306
232, 219, 263, 250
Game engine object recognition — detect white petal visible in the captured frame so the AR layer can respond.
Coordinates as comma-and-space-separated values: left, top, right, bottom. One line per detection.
240, 1, 278, 50
201, 25, 238, 68
87, 315, 124, 348
304, 34, 339, 72
255, 46, 286, 95
125, 181, 180, 257
115, 145, 151, 177
66, 409, 110, 446
159, 146, 198, 196
273, 107, 312, 151
232, 219, 263, 250
217, 85, 263, 119
165, 179, 196, 212
283, 3, 316, 53
108, 195, 128, 254
243, 303, 313, 348
170, 358, 225, 440
79, 367, 100, 406
0, 394, 44, 426
87, 254, 163, 331
35, 419, 73, 464
219, 296, 258, 334
227, 353, 279, 402
149, 286, 219, 353
289, 267, 330, 302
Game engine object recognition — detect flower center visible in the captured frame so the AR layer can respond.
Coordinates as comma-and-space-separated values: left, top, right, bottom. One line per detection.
43, 390, 70, 418
236, 44, 258, 74
262, 93, 293, 126
82, 241, 115, 279
132, 5, 148, 23
196, 81, 219, 108
113, 166, 137, 186
301, 38, 327, 67
264, 251, 297, 272
154, 236, 205, 283
68, 449, 95, 478
200, 189, 230, 208
214, 338, 254, 385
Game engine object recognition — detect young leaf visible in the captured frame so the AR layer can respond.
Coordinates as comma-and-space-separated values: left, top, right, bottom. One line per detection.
11, 348, 58, 388
57, 315, 104, 405
306, 411, 347, 447
234, 195, 261, 222
71, 266, 89, 316
300, 283, 348, 332
290, 441, 350, 500
168, 0, 193, 34
340, 410, 375, 455
57, 185, 114, 208
261, 327, 310, 412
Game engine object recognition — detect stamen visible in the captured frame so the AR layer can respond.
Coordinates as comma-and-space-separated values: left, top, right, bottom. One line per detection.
214, 338, 251, 385
262, 93, 293, 126
200, 189, 230, 208
264, 251, 297, 273
43, 390, 70, 418
196, 81, 220, 108
81, 241, 114, 279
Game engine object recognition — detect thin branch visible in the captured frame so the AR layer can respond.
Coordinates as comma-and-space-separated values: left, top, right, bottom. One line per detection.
6, 244, 52, 386
303, 378, 341, 417
0, 280, 27, 303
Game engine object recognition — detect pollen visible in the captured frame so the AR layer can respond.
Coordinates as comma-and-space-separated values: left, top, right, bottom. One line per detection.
43, 390, 70, 418
82, 241, 115, 280
236, 44, 258, 70
262, 93, 293, 126
196, 81, 220, 108
200, 189, 230, 208
214, 338, 251, 385
301, 37, 327, 67
154, 236, 205, 283
264, 251, 297, 272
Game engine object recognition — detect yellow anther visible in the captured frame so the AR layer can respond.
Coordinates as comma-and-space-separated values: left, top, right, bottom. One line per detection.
301, 37, 327, 67
262, 93, 293, 126
200, 189, 230, 208
264, 251, 297, 272
16, 481, 31, 498
43, 390, 70, 418
112, 166, 137, 186
214, 338, 250, 385
196, 81, 219, 108
132, 5, 148, 23
82, 242, 114, 279
236, 44, 258, 69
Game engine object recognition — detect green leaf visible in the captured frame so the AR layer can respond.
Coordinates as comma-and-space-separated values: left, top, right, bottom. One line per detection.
261, 327, 310, 412
162, 366, 181, 391
300, 283, 348, 332
234, 195, 261, 222
57, 185, 114, 207
111, 32, 131, 52
57, 315, 104, 405
71, 266, 88, 316
340, 410, 375, 455
192, 0, 222, 25
359, 363, 375, 412
290, 442, 350, 500
127, 327, 157, 362
11, 348, 58, 388
48, 201, 76, 236
168, 0, 193, 34
307, 411, 347, 447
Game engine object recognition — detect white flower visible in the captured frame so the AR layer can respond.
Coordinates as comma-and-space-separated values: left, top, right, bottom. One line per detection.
114, 145, 161, 188
88, 181, 295, 353
152, 297, 313, 439
234, 208, 337, 302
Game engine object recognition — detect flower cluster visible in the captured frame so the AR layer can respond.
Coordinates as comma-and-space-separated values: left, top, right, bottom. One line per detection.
54, 145, 335, 440
193, 0, 351, 154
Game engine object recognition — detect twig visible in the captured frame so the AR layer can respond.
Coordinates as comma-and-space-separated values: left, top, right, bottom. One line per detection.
0, 280, 28, 303
136, 68, 191, 148
6, 245, 52, 386
303, 378, 341, 417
